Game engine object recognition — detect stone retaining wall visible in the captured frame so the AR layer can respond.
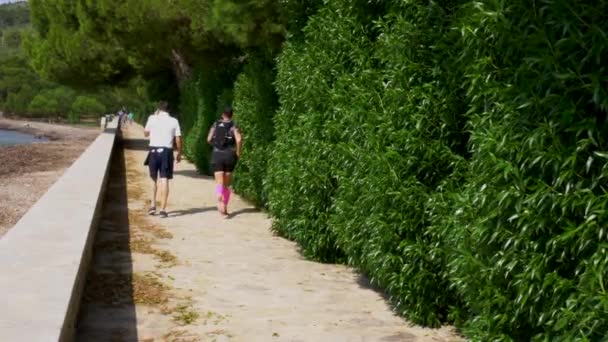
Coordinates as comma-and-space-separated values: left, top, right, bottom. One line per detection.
0, 119, 119, 342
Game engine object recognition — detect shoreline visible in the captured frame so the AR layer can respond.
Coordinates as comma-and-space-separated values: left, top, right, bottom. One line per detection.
0, 123, 56, 141
0, 119, 100, 237
0, 118, 81, 141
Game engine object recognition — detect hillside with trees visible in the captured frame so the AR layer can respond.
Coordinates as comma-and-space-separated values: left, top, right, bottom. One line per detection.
0, 1, 150, 121
24, 0, 608, 340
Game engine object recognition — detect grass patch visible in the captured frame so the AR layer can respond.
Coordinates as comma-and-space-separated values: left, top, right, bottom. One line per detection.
154, 249, 178, 266
162, 330, 201, 342
128, 210, 173, 239
83, 272, 169, 306
207, 329, 234, 339
94, 230, 176, 267
203, 311, 230, 325
172, 303, 200, 325
132, 273, 170, 305
130, 237, 155, 254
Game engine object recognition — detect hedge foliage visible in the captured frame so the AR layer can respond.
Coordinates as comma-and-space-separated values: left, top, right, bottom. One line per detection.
232, 52, 278, 206
266, 0, 468, 326
181, 64, 238, 174
73, 0, 605, 339
225, 0, 608, 340
447, 0, 608, 339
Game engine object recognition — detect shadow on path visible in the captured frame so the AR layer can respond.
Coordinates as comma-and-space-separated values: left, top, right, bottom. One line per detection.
173, 168, 213, 180
227, 207, 260, 219
75, 138, 138, 341
122, 137, 149, 152
170, 206, 216, 217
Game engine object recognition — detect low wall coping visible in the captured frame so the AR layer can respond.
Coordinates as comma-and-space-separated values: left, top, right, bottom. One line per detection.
0, 119, 119, 342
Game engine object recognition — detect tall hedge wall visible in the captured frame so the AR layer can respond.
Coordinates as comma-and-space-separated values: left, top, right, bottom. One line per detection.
181, 65, 238, 174
265, 0, 468, 326
448, 0, 608, 339
232, 52, 278, 206
201, 0, 608, 340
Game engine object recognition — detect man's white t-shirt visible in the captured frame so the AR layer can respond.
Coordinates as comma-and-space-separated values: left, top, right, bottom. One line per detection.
144, 111, 181, 148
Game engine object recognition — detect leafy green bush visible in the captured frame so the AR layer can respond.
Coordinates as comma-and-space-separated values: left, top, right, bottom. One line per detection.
266, 0, 374, 262
3, 85, 33, 114
232, 52, 278, 206
1, 28, 22, 49
331, 1, 469, 326
71, 95, 106, 116
181, 66, 238, 174
67, 110, 80, 124
447, 0, 608, 340
182, 71, 218, 174
268, 0, 469, 325
28, 92, 59, 116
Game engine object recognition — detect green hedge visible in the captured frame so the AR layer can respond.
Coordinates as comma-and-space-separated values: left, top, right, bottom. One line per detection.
232, 52, 278, 206
265, 0, 468, 326
265, 1, 383, 262
181, 66, 237, 174
228, 0, 608, 340
447, 0, 608, 339
332, 0, 469, 326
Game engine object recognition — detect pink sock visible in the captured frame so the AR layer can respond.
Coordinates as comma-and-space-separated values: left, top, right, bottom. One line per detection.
222, 187, 231, 205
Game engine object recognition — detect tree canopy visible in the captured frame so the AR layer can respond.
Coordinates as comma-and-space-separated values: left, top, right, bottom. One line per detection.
0, 2, 151, 120
25, 0, 298, 89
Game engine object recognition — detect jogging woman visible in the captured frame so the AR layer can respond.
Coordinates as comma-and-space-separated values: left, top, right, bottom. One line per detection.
207, 106, 242, 216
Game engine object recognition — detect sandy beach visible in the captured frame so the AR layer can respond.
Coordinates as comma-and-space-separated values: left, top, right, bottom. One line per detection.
0, 119, 100, 237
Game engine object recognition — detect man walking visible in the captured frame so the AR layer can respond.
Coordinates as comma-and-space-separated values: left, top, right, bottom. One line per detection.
144, 101, 182, 218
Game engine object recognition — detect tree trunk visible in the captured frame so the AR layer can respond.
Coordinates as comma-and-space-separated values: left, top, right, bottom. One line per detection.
171, 49, 192, 87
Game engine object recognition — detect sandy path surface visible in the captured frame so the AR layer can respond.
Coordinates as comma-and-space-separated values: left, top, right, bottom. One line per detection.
0, 119, 99, 237
77, 125, 462, 342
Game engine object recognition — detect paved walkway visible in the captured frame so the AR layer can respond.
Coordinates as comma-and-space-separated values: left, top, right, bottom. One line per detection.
77, 125, 461, 342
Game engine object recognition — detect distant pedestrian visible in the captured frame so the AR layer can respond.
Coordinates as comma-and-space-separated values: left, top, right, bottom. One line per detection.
207, 106, 242, 216
117, 109, 127, 128
128, 112, 134, 125
144, 101, 182, 218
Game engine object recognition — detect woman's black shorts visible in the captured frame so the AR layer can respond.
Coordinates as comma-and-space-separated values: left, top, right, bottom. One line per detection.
212, 149, 238, 173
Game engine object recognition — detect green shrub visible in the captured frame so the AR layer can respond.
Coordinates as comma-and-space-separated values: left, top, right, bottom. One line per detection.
269, 0, 468, 325
232, 52, 278, 206
27, 87, 75, 117
448, 0, 608, 340
67, 110, 80, 124
331, 1, 470, 326
178, 76, 201, 139
71, 95, 106, 116
3, 84, 33, 114
181, 65, 238, 174
28, 92, 59, 116
170, 0, 608, 339
266, 1, 380, 262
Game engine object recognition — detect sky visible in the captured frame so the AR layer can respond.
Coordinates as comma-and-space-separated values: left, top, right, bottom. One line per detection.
0, 0, 26, 4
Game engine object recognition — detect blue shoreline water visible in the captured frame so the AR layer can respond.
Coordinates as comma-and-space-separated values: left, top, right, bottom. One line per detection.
0, 129, 48, 146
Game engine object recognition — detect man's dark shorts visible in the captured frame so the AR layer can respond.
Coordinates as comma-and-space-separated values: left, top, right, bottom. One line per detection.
148, 147, 174, 180
212, 149, 238, 173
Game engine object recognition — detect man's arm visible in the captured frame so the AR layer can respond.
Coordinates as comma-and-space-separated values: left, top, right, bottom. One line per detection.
144, 116, 152, 137
175, 136, 182, 162
175, 120, 183, 162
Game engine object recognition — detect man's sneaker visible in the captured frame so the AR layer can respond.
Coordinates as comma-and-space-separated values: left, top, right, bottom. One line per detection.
148, 207, 156, 215
159, 210, 168, 218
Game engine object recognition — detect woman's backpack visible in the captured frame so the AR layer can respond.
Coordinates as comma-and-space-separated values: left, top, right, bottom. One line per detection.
213, 120, 236, 149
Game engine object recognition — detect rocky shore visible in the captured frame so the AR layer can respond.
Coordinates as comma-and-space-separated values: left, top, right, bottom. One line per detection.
0, 119, 100, 237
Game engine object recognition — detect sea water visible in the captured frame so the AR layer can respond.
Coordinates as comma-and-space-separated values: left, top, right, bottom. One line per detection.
0, 129, 47, 146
